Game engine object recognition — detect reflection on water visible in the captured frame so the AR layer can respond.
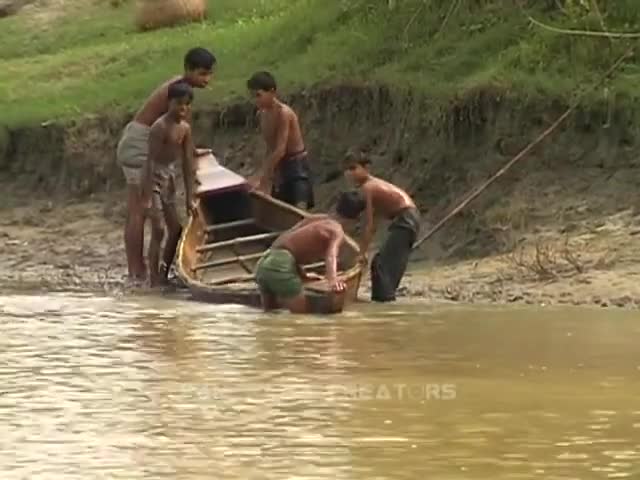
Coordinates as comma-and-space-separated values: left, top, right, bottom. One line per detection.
1, 294, 639, 479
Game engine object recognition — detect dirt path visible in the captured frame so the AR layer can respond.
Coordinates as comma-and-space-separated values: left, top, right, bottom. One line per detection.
2, 189, 640, 309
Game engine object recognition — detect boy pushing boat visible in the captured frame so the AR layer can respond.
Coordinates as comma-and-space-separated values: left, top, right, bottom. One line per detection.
246, 71, 315, 211
339, 152, 421, 303
143, 82, 199, 287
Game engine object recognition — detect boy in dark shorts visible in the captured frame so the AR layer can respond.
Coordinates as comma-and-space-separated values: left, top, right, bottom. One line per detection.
246, 71, 314, 210
255, 214, 346, 313
338, 152, 421, 302
142, 82, 198, 286
117, 47, 215, 283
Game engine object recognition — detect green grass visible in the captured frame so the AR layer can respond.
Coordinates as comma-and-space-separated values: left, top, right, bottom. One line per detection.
1, 0, 640, 127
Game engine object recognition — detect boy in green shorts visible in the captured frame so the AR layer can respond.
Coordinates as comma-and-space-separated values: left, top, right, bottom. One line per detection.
255, 213, 349, 313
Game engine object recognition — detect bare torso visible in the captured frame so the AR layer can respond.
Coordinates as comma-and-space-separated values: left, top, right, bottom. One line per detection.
259, 101, 305, 157
149, 115, 190, 169
133, 75, 183, 126
362, 176, 416, 219
273, 217, 342, 265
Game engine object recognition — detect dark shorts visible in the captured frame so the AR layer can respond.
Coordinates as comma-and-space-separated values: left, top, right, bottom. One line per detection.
370, 207, 421, 303
272, 153, 315, 210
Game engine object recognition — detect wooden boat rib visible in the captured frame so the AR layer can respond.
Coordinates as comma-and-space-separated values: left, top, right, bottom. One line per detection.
176, 154, 363, 314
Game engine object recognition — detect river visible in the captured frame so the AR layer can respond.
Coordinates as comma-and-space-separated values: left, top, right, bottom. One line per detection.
1, 293, 639, 479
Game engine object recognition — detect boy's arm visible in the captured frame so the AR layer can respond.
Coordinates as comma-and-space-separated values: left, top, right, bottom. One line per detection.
261, 108, 290, 181
359, 185, 377, 256
182, 125, 196, 214
324, 226, 345, 289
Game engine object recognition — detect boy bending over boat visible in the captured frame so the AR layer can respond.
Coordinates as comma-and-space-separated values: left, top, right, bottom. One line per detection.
116, 47, 216, 284
339, 152, 421, 302
143, 82, 197, 287
246, 71, 315, 210
255, 212, 352, 313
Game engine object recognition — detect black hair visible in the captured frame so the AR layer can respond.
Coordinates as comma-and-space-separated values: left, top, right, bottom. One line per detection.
247, 71, 277, 91
184, 47, 216, 71
168, 81, 194, 102
343, 150, 371, 169
335, 190, 366, 219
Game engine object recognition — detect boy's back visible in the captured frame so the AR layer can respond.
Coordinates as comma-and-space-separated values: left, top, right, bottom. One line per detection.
273, 217, 343, 265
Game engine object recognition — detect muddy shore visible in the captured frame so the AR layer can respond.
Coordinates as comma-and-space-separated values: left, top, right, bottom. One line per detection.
2, 86, 640, 308
2, 188, 640, 309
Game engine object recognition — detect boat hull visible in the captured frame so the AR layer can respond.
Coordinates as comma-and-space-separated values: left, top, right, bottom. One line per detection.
176, 155, 362, 314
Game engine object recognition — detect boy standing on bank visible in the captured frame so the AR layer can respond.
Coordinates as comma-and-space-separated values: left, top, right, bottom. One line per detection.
246, 71, 314, 210
142, 82, 197, 287
116, 47, 216, 284
339, 152, 421, 302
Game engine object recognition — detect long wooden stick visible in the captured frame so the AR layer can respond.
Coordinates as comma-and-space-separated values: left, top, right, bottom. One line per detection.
412, 48, 632, 251
196, 231, 282, 253
205, 218, 255, 233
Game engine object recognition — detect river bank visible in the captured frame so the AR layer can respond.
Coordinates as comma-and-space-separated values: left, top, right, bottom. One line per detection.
3, 82, 640, 309
2, 1, 640, 308
3, 184, 640, 309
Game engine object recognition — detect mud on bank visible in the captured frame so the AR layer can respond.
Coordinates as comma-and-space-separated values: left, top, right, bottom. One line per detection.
2, 85, 640, 308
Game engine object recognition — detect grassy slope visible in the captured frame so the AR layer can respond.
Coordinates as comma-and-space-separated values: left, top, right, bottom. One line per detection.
1, 0, 640, 127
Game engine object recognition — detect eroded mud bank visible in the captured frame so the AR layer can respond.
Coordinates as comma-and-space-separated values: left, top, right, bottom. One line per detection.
2, 85, 640, 308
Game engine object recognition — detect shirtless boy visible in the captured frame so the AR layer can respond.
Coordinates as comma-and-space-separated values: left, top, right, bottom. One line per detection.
246, 71, 314, 210
254, 213, 349, 313
339, 152, 421, 303
142, 82, 197, 287
117, 47, 216, 283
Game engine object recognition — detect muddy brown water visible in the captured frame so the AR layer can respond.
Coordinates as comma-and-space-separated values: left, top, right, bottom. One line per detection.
0, 293, 639, 479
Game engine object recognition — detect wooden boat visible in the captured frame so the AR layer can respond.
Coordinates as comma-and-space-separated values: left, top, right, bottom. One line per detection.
176, 154, 363, 314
